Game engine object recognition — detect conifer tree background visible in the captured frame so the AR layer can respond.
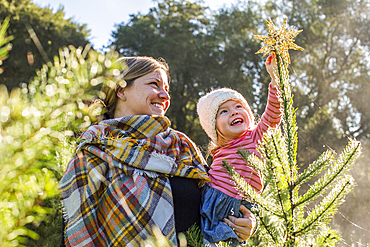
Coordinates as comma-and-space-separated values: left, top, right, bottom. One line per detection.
224, 19, 362, 246
0, 16, 124, 244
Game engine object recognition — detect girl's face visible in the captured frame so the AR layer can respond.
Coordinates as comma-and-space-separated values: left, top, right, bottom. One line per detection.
116, 69, 170, 117
216, 100, 252, 142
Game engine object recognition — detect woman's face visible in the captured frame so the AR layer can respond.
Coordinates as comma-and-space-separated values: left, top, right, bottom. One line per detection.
115, 69, 170, 117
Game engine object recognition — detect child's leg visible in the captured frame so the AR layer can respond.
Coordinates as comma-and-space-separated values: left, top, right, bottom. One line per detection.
200, 184, 241, 246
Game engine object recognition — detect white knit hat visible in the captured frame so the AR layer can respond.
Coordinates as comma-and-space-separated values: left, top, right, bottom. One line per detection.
196, 88, 254, 144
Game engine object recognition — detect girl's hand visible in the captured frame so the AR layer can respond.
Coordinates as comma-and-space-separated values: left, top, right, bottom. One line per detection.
266, 53, 278, 88
223, 205, 257, 242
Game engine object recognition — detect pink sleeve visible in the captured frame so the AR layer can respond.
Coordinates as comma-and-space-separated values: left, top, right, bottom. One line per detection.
253, 84, 282, 141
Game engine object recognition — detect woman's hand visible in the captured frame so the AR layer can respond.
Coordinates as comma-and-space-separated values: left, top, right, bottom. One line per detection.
266, 53, 278, 88
223, 205, 257, 242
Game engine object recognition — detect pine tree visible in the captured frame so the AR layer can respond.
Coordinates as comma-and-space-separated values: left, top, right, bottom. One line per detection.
223, 19, 362, 246
0, 40, 123, 245
0, 18, 12, 74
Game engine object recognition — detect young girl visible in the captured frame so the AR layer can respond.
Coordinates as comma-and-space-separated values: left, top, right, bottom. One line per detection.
196, 54, 281, 246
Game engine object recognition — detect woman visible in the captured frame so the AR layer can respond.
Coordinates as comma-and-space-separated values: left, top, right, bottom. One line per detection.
59, 56, 256, 246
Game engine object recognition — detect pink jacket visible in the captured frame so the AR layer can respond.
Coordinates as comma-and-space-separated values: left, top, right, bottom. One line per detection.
208, 85, 281, 199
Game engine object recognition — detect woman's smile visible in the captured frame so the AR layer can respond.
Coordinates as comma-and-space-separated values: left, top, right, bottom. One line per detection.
115, 69, 170, 117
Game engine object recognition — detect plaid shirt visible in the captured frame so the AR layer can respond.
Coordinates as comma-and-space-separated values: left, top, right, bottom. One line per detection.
59, 115, 209, 246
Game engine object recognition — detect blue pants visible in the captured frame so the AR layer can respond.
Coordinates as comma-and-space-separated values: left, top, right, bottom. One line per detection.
200, 184, 258, 247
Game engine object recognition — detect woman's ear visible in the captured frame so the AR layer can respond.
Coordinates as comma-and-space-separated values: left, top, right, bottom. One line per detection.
116, 88, 127, 102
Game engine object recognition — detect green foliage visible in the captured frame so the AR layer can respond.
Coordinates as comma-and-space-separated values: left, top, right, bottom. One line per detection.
24, 195, 64, 247
330, 139, 370, 245
0, 18, 13, 71
141, 226, 189, 247
184, 224, 204, 247
0, 0, 90, 90
263, 0, 370, 165
0, 43, 123, 245
143, 224, 234, 247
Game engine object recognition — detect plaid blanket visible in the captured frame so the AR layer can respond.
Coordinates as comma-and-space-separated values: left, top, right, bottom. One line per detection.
59, 115, 210, 247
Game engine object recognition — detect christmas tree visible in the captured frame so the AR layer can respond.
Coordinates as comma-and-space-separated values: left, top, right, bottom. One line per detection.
224, 18, 362, 246
0, 40, 124, 245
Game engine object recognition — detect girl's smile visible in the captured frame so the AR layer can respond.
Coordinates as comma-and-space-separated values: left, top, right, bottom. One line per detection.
216, 100, 252, 142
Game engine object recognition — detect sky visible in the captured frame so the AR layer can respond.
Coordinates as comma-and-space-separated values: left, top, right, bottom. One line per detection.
33, 0, 238, 51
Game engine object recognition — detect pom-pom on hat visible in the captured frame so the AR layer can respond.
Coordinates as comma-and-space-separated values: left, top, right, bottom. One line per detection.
197, 88, 254, 144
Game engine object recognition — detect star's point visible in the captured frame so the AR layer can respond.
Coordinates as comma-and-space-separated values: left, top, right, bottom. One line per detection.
254, 18, 304, 64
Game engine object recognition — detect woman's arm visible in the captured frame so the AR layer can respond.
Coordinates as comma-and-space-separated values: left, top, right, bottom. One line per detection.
223, 205, 257, 242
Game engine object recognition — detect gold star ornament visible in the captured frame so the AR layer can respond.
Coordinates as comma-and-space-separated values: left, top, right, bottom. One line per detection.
254, 18, 303, 64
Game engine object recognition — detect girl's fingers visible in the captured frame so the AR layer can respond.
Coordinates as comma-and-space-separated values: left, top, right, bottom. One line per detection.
266, 53, 277, 67
266, 54, 273, 64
